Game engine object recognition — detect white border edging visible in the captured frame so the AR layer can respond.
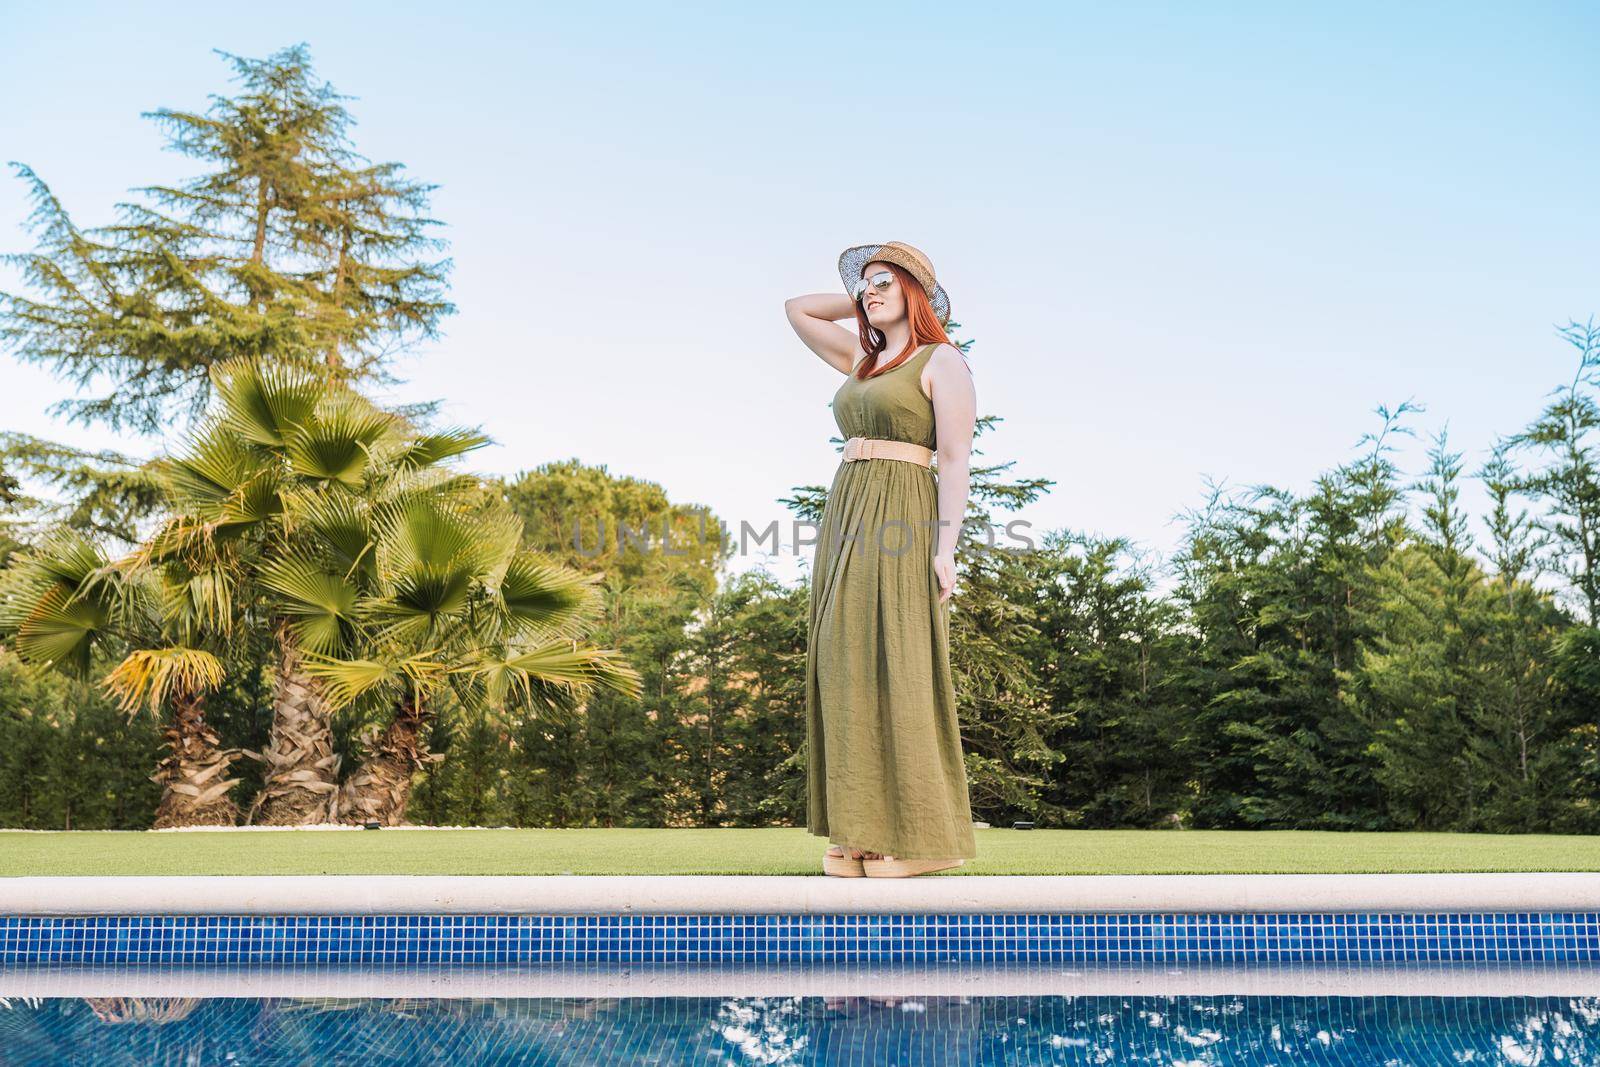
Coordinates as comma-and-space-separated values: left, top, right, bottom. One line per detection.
3, 873, 1600, 916
6, 962, 1599, 998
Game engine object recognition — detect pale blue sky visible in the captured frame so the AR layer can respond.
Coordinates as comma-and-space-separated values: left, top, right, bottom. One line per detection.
3, 1, 1597, 586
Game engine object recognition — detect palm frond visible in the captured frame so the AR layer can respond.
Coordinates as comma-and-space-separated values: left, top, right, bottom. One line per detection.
496, 552, 603, 637
5, 529, 108, 594
389, 427, 491, 470
371, 466, 482, 509
211, 359, 323, 448
137, 514, 228, 572
284, 396, 397, 487
257, 557, 359, 656
219, 467, 287, 528
10, 583, 113, 675
165, 562, 237, 637
372, 496, 480, 576
0, 532, 120, 675
300, 650, 450, 710
103, 646, 224, 716
159, 423, 261, 516
465, 640, 642, 708
297, 653, 393, 710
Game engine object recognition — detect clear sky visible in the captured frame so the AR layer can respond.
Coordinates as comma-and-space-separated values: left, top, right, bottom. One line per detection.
3, 1, 1597, 587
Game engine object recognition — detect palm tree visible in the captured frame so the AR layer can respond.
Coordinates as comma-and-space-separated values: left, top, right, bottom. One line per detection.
150, 358, 488, 824
0, 531, 243, 827
275, 493, 642, 824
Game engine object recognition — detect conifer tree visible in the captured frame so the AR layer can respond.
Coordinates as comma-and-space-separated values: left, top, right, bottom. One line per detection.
1510, 320, 1600, 623
1031, 532, 1193, 828
0, 434, 163, 545
1, 44, 452, 434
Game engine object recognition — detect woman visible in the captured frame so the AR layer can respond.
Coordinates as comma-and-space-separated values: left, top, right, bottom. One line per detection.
783, 241, 979, 878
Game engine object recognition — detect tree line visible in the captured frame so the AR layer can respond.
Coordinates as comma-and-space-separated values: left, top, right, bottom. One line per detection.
1, 46, 1596, 832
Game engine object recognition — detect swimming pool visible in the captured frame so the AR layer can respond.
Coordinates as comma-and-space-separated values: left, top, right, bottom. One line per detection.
5, 992, 1600, 1064
3, 874, 1597, 1064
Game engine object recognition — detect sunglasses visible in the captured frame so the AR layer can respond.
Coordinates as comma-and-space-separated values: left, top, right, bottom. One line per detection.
851, 270, 895, 301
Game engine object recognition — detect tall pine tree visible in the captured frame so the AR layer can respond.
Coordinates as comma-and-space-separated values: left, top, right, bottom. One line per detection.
1, 44, 452, 434
1510, 320, 1600, 624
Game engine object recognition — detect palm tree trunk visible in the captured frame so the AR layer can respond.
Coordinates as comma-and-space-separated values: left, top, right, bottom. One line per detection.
152, 689, 242, 829
336, 693, 435, 826
247, 623, 341, 825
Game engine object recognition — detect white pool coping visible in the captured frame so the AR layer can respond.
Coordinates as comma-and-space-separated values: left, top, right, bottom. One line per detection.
5, 962, 1599, 998
3, 872, 1599, 916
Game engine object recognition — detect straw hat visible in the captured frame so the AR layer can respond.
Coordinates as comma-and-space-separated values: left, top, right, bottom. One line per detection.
838, 241, 951, 325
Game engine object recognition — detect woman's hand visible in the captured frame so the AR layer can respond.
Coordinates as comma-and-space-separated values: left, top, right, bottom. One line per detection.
934, 550, 958, 603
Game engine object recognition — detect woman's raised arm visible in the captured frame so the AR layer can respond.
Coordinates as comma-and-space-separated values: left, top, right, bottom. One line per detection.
784, 293, 863, 375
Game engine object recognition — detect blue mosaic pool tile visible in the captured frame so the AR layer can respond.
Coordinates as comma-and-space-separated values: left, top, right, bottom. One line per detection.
2, 912, 1598, 967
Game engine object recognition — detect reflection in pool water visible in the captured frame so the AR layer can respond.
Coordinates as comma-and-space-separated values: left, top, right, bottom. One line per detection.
2, 994, 1599, 1065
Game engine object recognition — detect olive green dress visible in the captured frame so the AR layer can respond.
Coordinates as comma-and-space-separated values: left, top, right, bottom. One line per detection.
805, 342, 977, 860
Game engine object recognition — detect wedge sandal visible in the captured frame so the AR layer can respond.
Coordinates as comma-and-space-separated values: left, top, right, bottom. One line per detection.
861, 856, 965, 878
823, 845, 866, 878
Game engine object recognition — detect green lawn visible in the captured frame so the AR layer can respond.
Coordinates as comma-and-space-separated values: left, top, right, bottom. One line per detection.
3, 828, 1600, 876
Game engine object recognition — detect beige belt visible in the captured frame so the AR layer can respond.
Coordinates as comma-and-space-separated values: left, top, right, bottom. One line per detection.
842, 436, 935, 466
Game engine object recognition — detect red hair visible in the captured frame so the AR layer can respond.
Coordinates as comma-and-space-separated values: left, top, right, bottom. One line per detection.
850, 262, 959, 380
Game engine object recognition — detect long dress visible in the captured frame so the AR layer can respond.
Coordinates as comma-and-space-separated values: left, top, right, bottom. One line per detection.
805, 341, 977, 860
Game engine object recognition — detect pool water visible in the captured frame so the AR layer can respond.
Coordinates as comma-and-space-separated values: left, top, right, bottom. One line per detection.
3, 994, 1598, 1065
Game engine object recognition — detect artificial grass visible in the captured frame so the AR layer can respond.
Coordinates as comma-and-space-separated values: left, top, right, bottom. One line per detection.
3, 828, 1600, 877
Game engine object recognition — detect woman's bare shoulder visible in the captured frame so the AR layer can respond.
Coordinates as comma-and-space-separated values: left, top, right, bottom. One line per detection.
929, 342, 973, 374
